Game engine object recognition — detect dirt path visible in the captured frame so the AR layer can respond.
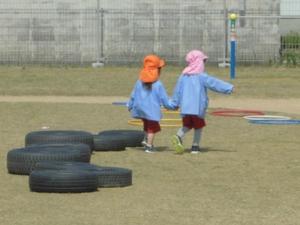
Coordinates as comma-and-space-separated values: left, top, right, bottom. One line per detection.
0, 95, 299, 115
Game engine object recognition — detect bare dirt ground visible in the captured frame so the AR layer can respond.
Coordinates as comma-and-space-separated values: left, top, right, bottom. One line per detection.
0, 95, 299, 115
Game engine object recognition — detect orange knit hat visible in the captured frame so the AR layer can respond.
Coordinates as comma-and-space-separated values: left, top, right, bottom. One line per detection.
139, 55, 165, 83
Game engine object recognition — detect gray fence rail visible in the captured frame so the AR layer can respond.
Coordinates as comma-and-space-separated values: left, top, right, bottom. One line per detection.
0, 6, 299, 65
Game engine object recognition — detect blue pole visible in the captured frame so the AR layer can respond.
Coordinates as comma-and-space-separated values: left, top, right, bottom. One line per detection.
229, 13, 237, 79
230, 40, 236, 79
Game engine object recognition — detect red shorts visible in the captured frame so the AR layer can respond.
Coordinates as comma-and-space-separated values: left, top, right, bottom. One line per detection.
182, 115, 206, 129
142, 119, 161, 133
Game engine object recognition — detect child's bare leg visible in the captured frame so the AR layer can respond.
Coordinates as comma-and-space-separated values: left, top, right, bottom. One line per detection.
147, 132, 155, 146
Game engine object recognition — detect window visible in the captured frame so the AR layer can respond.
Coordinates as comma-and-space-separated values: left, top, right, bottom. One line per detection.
281, 0, 300, 16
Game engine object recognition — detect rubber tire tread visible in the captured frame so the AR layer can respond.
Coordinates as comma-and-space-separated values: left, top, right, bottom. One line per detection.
98, 130, 144, 147
93, 134, 126, 151
30, 169, 98, 193
34, 161, 132, 187
25, 130, 94, 150
7, 144, 91, 175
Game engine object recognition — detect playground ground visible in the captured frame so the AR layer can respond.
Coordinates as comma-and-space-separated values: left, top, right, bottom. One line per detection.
0, 66, 299, 225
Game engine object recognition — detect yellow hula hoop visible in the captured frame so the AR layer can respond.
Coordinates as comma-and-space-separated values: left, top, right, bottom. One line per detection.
161, 109, 181, 114
128, 119, 182, 128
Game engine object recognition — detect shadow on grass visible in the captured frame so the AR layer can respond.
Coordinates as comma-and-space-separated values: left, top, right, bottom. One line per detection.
195, 147, 237, 153
127, 146, 236, 153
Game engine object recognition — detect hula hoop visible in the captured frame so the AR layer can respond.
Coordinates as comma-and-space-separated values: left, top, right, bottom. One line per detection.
112, 101, 127, 106
249, 120, 300, 125
161, 109, 181, 114
210, 109, 264, 117
244, 115, 291, 121
128, 119, 182, 128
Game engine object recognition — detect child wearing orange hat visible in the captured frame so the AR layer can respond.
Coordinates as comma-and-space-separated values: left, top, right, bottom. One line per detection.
127, 55, 176, 153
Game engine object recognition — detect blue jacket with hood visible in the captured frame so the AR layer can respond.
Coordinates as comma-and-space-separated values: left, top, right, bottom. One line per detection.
172, 73, 234, 118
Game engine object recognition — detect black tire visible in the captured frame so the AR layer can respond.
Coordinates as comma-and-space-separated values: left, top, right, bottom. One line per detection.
95, 167, 132, 188
34, 161, 132, 188
33, 161, 98, 171
25, 130, 94, 150
7, 144, 91, 175
98, 130, 144, 147
93, 134, 126, 151
29, 169, 98, 193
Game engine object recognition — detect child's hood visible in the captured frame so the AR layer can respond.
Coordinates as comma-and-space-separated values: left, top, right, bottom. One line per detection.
182, 50, 208, 75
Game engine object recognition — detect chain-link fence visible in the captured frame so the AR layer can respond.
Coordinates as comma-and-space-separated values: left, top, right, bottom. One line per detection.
0, 1, 299, 65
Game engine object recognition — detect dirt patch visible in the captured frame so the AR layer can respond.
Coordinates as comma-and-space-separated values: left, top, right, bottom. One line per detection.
210, 97, 300, 116
0, 95, 299, 116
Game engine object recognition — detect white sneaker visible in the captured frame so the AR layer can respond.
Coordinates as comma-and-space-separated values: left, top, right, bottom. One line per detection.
190, 146, 201, 154
144, 145, 156, 153
141, 140, 148, 147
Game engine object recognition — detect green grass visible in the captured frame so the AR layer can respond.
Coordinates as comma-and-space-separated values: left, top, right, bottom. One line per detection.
0, 102, 299, 225
0, 65, 299, 98
0, 65, 299, 225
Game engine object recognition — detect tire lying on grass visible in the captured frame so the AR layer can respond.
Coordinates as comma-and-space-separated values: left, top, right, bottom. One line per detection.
30, 169, 98, 193
93, 134, 127, 151
25, 130, 94, 150
34, 161, 133, 188
95, 166, 132, 187
98, 130, 144, 147
7, 144, 91, 175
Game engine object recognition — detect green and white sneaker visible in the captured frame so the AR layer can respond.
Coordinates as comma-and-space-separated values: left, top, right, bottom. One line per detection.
171, 135, 184, 154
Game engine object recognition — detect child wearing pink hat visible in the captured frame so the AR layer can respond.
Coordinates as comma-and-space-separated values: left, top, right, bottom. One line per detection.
171, 50, 234, 154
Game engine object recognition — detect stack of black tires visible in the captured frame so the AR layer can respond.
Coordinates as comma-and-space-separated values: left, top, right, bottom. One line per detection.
7, 129, 144, 193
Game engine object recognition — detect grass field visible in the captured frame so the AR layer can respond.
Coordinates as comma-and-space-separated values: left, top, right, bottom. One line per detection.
0, 66, 299, 225
0, 65, 300, 98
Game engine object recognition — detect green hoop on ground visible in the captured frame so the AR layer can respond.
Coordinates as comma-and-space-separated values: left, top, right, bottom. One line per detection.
128, 119, 182, 128
210, 109, 264, 117
243, 115, 291, 121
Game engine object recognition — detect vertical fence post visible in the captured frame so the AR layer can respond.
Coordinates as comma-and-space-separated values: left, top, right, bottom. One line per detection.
100, 7, 104, 61
229, 13, 237, 79
219, 0, 229, 68
92, 0, 104, 67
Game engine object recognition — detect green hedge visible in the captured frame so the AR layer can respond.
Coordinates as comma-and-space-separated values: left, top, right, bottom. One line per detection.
281, 32, 300, 65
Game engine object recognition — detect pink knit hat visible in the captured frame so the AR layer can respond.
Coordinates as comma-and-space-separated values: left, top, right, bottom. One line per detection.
182, 50, 208, 75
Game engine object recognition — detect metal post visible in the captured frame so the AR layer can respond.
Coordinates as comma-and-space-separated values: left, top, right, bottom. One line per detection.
92, 0, 104, 67
219, 0, 229, 68
229, 13, 237, 79
100, 7, 104, 59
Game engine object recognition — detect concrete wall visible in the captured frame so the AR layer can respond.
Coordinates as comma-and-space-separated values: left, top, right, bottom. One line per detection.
280, 19, 300, 35
0, 0, 282, 64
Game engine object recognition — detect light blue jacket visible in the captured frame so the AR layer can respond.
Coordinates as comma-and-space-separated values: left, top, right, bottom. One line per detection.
172, 73, 234, 118
127, 80, 176, 121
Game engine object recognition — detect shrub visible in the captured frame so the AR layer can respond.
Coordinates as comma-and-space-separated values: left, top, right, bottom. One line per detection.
280, 32, 300, 66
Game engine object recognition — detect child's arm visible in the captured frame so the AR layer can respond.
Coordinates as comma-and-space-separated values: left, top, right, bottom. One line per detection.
171, 76, 182, 107
127, 91, 134, 111
127, 82, 138, 111
204, 74, 234, 94
158, 83, 177, 110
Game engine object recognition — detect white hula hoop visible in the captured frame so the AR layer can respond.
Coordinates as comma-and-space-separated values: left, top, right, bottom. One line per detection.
243, 115, 291, 121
